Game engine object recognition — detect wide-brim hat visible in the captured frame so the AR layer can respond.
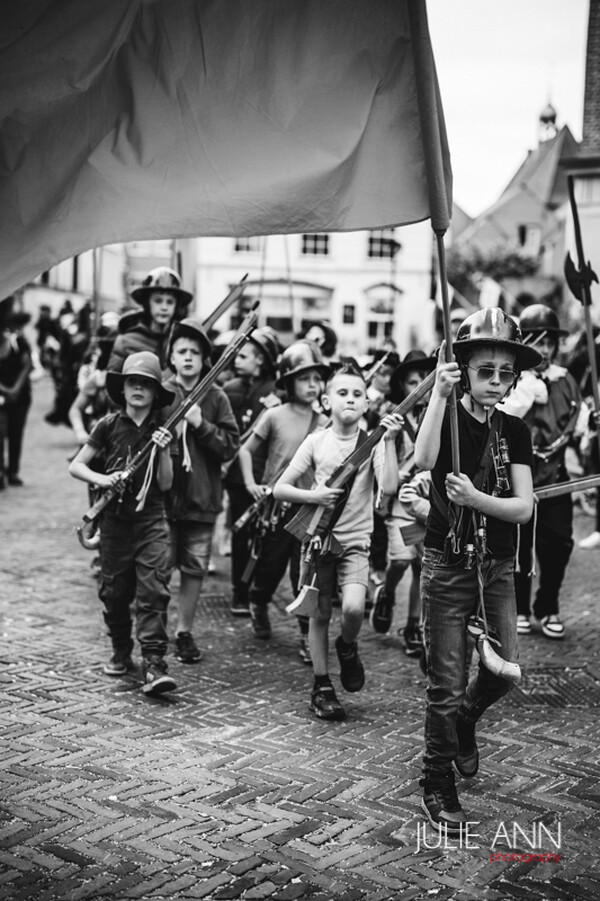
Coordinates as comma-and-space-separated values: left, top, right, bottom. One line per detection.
168, 318, 212, 368
130, 267, 193, 309
106, 351, 175, 409
389, 350, 436, 403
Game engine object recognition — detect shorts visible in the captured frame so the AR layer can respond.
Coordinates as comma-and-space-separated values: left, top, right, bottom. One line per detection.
385, 516, 417, 563
168, 521, 214, 577
314, 545, 369, 618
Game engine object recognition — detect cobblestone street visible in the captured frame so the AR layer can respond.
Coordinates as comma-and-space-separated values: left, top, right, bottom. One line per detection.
1, 377, 600, 901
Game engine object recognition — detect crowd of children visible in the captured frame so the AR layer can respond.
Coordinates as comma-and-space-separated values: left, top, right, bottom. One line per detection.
61, 266, 593, 834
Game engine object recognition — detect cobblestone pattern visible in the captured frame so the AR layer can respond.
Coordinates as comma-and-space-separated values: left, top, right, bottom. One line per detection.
1, 379, 600, 900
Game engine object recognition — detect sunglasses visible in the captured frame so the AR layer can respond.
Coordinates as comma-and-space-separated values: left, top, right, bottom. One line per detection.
467, 365, 517, 386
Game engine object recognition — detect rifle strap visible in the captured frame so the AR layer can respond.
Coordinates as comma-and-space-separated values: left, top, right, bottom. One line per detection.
323, 429, 369, 535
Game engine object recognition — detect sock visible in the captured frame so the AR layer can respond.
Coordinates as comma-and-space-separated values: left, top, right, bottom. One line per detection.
337, 636, 355, 652
313, 674, 332, 690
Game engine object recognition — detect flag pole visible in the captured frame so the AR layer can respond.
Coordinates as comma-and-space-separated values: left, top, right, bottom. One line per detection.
408, 0, 459, 474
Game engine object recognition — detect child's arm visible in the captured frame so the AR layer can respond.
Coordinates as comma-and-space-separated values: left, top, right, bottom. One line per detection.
183, 395, 240, 462
239, 433, 267, 501
445, 462, 533, 525
378, 412, 405, 495
414, 346, 461, 471
153, 426, 174, 492
273, 436, 342, 506
69, 444, 122, 489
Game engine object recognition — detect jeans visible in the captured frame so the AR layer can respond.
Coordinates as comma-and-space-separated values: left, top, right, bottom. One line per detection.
421, 547, 517, 775
514, 495, 573, 619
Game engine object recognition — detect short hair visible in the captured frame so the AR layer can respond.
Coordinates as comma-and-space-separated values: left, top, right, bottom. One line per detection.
326, 361, 366, 390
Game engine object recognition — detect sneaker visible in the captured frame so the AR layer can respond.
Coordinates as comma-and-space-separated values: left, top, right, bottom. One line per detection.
403, 621, 424, 657
230, 596, 251, 617
298, 637, 312, 665
335, 636, 365, 692
8, 475, 24, 486
175, 631, 202, 663
453, 714, 479, 778
540, 615, 565, 640
370, 584, 394, 634
578, 530, 600, 550
516, 614, 531, 635
250, 603, 271, 640
103, 648, 134, 676
309, 684, 346, 721
420, 770, 468, 835
141, 655, 177, 696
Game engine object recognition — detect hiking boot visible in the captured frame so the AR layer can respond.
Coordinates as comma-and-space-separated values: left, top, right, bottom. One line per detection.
103, 648, 134, 676
250, 603, 271, 639
403, 621, 424, 657
454, 713, 479, 778
175, 631, 202, 663
141, 655, 177, 696
516, 615, 531, 635
540, 615, 565, 639
298, 637, 312, 665
370, 584, 394, 634
420, 770, 468, 835
335, 636, 365, 692
309, 683, 346, 721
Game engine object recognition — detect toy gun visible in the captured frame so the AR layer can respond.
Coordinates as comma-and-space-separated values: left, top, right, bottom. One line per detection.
363, 351, 391, 387
76, 303, 259, 546
285, 369, 436, 616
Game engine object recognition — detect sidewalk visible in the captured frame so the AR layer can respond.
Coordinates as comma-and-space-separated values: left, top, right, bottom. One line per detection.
1, 376, 600, 901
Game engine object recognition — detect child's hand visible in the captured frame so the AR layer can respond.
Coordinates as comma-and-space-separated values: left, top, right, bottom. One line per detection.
151, 426, 173, 450
381, 412, 404, 439
398, 467, 413, 486
445, 472, 477, 507
98, 470, 126, 489
435, 341, 461, 398
184, 405, 203, 429
311, 484, 344, 507
246, 482, 268, 502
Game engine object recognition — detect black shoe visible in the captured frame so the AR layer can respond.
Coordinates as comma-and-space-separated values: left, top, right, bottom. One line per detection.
141, 655, 177, 696
309, 684, 346, 721
454, 713, 479, 778
335, 635, 365, 692
103, 648, 134, 676
298, 637, 312, 665
250, 603, 271, 639
420, 770, 468, 835
175, 631, 202, 663
370, 584, 394, 634
403, 621, 424, 657
230, 595, 251, 617
7, 475, 23, 487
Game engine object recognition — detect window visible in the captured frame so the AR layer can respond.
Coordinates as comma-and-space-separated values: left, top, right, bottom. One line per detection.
342, 305, 355, 325
368, 228, 400, 259
301, 234, 329, 255
234, 237, 261, 253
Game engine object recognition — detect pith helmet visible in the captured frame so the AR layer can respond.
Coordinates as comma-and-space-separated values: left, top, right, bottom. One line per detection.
130, 267, 193, 309
106, 351, 175, 409
518, 303, 568, 337
276, 340, 330, 388
454, 308, 542, 371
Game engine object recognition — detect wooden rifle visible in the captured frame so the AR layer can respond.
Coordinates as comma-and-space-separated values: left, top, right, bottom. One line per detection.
285, 368, 436, 616
363, 351, 391, 387
202, 274, 248, 331
76, 303, 259, 545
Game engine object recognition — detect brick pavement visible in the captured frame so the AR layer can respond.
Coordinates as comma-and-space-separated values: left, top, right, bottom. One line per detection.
1, 376, 600, 901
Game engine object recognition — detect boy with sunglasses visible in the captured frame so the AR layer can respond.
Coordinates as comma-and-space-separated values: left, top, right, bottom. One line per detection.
414, 308, 542, 835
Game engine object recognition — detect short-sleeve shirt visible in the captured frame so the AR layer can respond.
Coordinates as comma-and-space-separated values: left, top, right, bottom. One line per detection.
284, 427, 384, 549
425, 404, 533, 557
87, 409, 177, 520
253, 404, 328, 487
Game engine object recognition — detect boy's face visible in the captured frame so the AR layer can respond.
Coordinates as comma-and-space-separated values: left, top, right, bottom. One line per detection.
292, 368, 323, 405
170, 336, 203, 379
235, 343, 263, 378
372, 364, 393, 394
324, 373, 368, 423
465, 347, 517, 406
123, 375, 158, 409
402, 368, 429, 398
148, 291, 177, 329
532, 334, 557, 372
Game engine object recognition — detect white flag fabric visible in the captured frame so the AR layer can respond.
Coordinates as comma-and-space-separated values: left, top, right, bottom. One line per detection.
0, 0, 452, 298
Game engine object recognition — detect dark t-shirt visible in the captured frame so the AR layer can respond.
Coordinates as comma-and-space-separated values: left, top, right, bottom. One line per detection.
425, 404, 533, 557
87, 409, 177, 520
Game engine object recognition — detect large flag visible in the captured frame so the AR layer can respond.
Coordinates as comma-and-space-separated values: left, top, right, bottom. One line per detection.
0, 0, 452, 298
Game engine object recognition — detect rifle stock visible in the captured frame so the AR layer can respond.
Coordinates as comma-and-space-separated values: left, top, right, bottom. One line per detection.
80, 304, 259, 526
284, 368, 436, 541
534, 473, 600, 501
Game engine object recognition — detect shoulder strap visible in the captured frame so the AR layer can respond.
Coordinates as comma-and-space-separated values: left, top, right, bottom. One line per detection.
326, 429, 369, 532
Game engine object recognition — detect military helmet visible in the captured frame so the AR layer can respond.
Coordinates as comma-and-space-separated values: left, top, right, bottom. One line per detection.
518, 303, 568, 337
454, 308, 542, 371
130, 267, 193, 308
276, 340, 330, 387
246, 327, 279, 376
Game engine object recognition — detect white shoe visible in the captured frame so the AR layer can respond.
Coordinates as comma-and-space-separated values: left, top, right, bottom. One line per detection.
540, 615, 565, 639
516, 615, 531, 635
578, 531, 600, 550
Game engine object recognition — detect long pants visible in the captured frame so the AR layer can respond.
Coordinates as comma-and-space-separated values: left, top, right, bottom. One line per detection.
0, 396, 31, 478
227, 483, 254, 604
514, 494, 573, 619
